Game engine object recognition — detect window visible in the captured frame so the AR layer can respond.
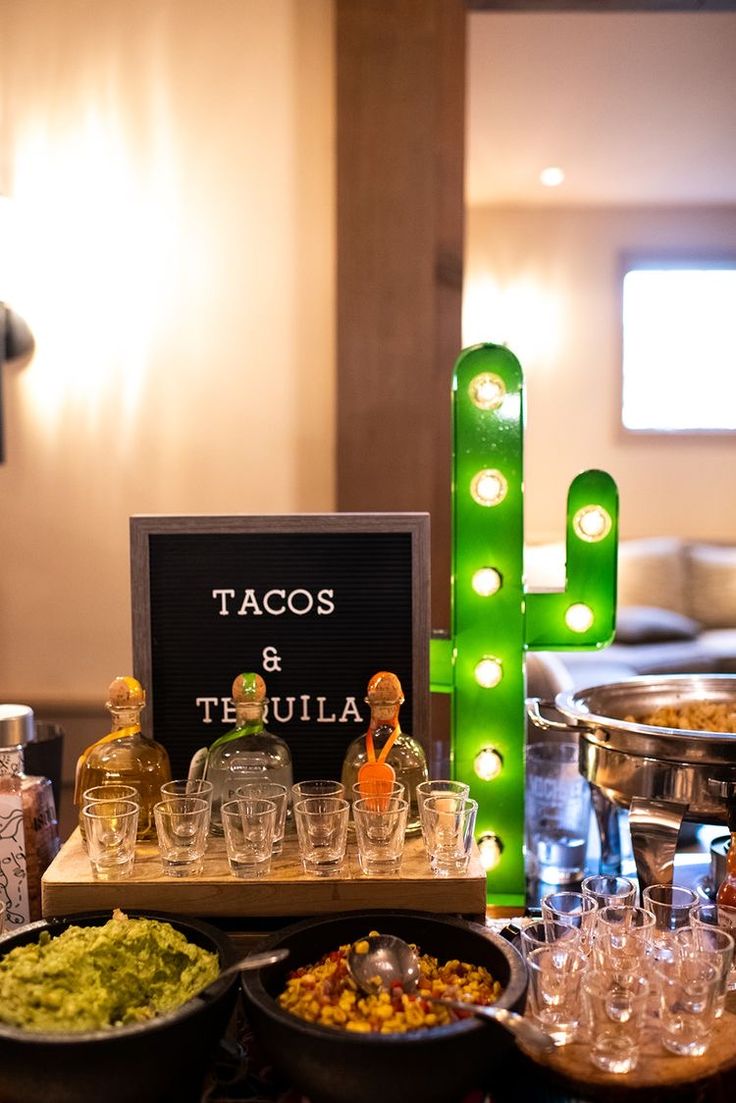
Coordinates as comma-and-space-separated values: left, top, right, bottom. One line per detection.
622, 260, 736, 432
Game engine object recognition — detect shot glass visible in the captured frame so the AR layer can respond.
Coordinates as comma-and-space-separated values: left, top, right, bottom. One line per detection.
221, 797, 277, 878
79, 783, 139, 846
294, 796, 349, 876
153, 796, 210, 876
82, 799, 139, 880
352, 780, 405, 803
161, 777, 214, 805
421, 796, 478, 877
675, 924, 734, 1018
353, 796, 409, 875
235, 781, 288, 854
541, 890, 599, 955
642, 883, 698, 934
519, 919, 581, 961
415, 780, 470, 827
292, 780, 345, 802
658, 956, 719, 1056
582, 875, 637, 910
691, 902, 736, 990
593, 906, 656, 972
526, 944, 587, 1045
582, 971, 649, 1073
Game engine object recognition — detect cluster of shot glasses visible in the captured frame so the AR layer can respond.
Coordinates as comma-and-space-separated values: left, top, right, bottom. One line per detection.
78, 777, 479, 882
521, 877, 736, 1073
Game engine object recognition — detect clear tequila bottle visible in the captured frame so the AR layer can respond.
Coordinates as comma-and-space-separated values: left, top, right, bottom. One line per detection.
205, 672, 293, 835
341, 671, 428, 834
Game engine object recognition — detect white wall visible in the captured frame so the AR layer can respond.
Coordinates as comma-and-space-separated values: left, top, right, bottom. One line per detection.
0, 0, 336, 708
465, 204, 736, 544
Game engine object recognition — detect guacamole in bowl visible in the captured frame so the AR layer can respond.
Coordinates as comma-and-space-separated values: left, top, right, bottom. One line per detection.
0, 909, 219, 1033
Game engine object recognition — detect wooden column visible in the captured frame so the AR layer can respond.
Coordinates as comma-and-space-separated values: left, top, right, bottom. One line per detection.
336, 0, 466, 650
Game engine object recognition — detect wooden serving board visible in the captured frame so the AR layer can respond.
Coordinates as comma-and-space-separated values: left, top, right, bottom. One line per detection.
42, 829, 486, 919
522, 991, 736, 1100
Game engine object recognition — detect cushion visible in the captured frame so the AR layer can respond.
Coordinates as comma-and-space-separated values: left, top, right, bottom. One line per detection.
617, 537, 689, 616
614, 605, 701, 645
686, 544, 736, 629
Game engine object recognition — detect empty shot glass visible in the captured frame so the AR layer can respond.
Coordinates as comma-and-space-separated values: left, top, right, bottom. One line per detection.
161, 777, 214, 805
235, 781, 288, 854
583, 971, 649, 1074
541, 890, 599, 955
658, 956, 719, 1056
642, 883, 698, 935
526, 944, 587, 1045
153, 796, 210, 876
421, 796, 478, 877
353, 796, 409, 875
221, 797, 277, 878
675, 924, 735, 1018
80, 783, 139, 846
593, 906, 656, 972
82, 799, 139, 881
415, 780, 470, 827
292, 779, 345, 802
691, 902, 736, 990
519, 919, 582, 962
582, 875, 637, 910
294, 796, 349, 877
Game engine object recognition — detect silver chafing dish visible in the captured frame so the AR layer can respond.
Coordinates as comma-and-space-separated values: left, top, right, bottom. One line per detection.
530, 674, 736, 891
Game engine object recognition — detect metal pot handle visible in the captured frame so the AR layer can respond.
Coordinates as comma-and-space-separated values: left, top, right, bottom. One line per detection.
526, 697, 577, 733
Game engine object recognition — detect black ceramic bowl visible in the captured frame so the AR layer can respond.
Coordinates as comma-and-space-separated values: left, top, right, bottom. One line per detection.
240, 910, 527, 1103
0, 910, 238, 1103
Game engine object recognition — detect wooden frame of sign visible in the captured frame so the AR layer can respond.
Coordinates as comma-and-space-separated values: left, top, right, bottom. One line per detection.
130, 513, 430, 781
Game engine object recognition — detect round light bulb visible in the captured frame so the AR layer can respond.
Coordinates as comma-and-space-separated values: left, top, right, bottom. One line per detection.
565, 603, 594, 633
470, 469, 508, 507
573, 505, 612, 543
540, 166, 565, 188
478, 833, 504, 872
474, 747, 504, 781
472, 567, 502, 597
469, 372, 506, 411
474, 657, 503, 689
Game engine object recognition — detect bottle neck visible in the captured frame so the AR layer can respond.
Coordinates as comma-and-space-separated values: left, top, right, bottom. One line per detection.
107, 706, 144, 735
0, 745, 25, 777
234, 703, 265, 734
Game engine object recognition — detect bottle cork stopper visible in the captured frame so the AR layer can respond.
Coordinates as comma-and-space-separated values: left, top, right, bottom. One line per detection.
366, 671, 404, 706
107, 676, 146, 708
232, 672, 267, 704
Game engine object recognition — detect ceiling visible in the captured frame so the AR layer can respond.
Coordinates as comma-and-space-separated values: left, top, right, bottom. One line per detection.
467, 11, 736, 206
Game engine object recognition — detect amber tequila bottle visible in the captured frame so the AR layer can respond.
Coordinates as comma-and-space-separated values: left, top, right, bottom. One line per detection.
205, 673, 293, 835
341, 671, 428, 834
717, 832, 736, 907
75, 676, 171, 840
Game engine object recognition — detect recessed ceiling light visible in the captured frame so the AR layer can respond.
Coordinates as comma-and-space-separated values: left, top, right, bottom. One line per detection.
540, 166, 565, 188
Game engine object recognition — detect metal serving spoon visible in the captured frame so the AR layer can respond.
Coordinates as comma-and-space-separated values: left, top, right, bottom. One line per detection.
346, 933, 555, 1056
194, 947, 290, 1002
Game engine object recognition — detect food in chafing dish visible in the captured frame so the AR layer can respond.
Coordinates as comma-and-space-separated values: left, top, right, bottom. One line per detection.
0, 909, 219, 1032
626, 702, 736, 733
278, 935, 501, 1033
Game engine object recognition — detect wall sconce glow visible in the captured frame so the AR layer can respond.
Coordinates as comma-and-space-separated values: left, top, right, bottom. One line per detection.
565, 603, 595, 633
474, 746, 504, 781
478, 833, 504, 872
470, 469, 507, 507
474, 657, 503, 689
469, 372, 505, 411
540, 166, 565, 188
573, 505, 612, 543
472, 567, 502, 597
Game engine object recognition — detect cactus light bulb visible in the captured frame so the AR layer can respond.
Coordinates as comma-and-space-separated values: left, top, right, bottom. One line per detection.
469, 372, 506, 411
477, 833, 504, 872
470, 469, 507, 508
474, 746, 504, 781
573, 505, 612, 543
474, 657, 503, 689
565, 603, 595, 633
472, 567, 502, 597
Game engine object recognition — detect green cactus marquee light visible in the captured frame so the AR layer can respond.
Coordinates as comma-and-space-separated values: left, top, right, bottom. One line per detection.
430, 344, 619, 906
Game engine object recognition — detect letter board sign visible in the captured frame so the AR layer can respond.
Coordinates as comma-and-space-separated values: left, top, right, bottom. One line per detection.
131, 514, 430, 779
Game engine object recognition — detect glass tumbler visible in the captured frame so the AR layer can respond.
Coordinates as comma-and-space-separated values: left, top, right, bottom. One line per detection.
153, 796, 210, 876
80, 784, 139, 846
582, 971, 649, 1074
353, 796, 409, 875
541, 890, 599, 955
582, 875, 637, 910
221, 797, 277, 878
294, 796, 350, 876
526, 944, 587, 1045
658, 956, 719, 1056
691, 902, 736, 990
421, 796, 478, 877
82, 799, 139, 880
236, 781, 288, 854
